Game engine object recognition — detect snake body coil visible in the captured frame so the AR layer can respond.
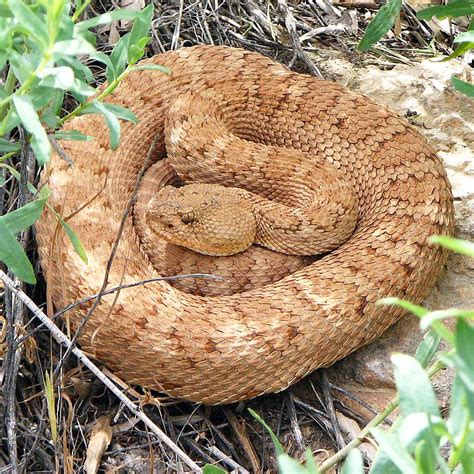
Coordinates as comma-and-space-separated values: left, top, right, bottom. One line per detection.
37, 46, 454, 404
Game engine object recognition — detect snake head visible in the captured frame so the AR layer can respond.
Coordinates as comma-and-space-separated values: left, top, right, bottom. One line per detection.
145, 184, 257, 256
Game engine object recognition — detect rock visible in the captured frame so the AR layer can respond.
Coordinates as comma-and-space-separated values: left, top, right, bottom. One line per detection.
324, 58, 473, 415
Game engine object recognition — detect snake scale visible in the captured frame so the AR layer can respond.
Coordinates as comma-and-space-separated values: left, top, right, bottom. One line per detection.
36, 46, 454, 404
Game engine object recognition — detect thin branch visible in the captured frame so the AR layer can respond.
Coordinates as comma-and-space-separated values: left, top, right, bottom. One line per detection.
0, 270, 202, 473
52, 133, 160, 378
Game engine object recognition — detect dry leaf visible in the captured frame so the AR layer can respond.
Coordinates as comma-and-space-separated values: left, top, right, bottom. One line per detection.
85, 415, 113, 474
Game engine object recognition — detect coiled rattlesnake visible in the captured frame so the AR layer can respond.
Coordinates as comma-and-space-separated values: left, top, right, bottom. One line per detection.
36, 46, 454, 404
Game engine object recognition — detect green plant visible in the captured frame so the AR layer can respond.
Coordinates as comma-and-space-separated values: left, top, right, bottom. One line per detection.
358, 0, 474, 97
0, 0, 167, 283
202, 237, 473, 473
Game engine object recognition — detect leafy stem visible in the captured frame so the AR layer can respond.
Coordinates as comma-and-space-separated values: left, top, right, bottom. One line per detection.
317, 358, 446, 472
57, 66, 132, 126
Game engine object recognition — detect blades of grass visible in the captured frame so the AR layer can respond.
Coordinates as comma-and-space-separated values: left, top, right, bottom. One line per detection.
358, 0, 402, 51
44, 371, 58, 443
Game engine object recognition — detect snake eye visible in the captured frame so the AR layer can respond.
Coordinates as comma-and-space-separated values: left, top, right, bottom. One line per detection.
180, 212, 194, 224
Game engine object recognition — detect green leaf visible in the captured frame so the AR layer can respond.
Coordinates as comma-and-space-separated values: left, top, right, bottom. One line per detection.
202, 465, 227, 474
415, 329, 441, 368
456, 319, 474, 387
3, 163, 89, 264
110, 32, 131, 78
454, 31, 474, 43
12, 95, 51, 165
248, 408, 284, 456
370, 450, 403, 474
8, 0, 49, 48
79, 101, 120, 149
370, 428, 417, 474
51, 210, 88, 264
53, 37, 95, 55
38, 66, 75, 89
447, 375, 470, 442
304, 448, 318, 473
69, 78, 96, 98
127, 4, 154, 64
54, 130, 94, 141
41, 108, 60, 129
420, 308, 474, 332
130, 64, 171, 74
398, 412, 445, 451
278, 453, 310, 473
76, 101, 138, 149
429, 235, 474, 257
102, 103, 138, 124
8, 50, 35, 84
90, 51, 115, 83
75, 9, 141, 31
417, 2, 474, 20
58, 56, 94, 83
0, 138, 20, 153
0, 3, 13, 17
45, 0, 67, 39
451, 77, 474, 98
392, 354, 440, 417
0, 220, 35, 283
358, 0, 402, 51
414, 439, 437, 474
442, 352, 474, 395
341, 449, 364, 474
377, 297, 428, 317
0, 188, 49, 235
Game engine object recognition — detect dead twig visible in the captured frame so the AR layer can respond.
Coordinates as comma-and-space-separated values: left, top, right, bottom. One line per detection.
277, 0, 323, 77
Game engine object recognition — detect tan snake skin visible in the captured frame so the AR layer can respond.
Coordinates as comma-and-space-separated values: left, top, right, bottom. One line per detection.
36, 46, 454, 404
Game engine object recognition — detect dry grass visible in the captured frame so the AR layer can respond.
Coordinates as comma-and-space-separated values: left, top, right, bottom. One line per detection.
0, 0, 463, 472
